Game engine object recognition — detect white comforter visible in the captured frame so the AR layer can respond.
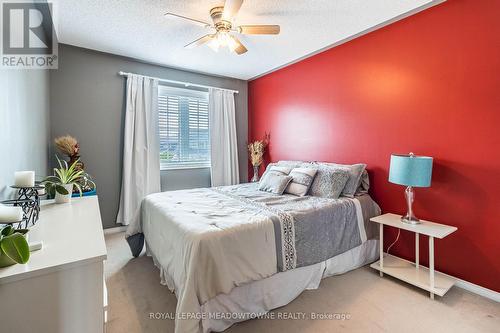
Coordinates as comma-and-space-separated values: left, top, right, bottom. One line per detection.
142, 187, 277, 333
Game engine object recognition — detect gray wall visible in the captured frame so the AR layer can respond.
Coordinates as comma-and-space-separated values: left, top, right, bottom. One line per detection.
161, 167, 212, 191
0, 69, 50, 200
50, 44, 248, 228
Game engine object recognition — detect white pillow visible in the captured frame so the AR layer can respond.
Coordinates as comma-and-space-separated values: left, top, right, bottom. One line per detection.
285, 168, 318, 196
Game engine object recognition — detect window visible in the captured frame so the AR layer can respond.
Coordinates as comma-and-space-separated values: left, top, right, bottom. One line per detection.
158, 85, 210, 170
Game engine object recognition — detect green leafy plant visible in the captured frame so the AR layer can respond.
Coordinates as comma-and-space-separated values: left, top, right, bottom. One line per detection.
0, 225, 30, 268
75, 172, 96, 193
42, 156, 95, 197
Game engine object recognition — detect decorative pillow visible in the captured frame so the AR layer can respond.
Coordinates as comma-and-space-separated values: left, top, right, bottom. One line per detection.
309, 166, 350, 199
261, 164, 292, 179
285, 168, 318, 196
276, 160, 306, 169
313, 162, 367, 198
269, 165, 292, 175
258, 171, 292, 194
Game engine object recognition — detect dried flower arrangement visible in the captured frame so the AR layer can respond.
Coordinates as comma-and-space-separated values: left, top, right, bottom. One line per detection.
54, 135, 80, 158
248, 133, 270, 167
248, 133, 270, 182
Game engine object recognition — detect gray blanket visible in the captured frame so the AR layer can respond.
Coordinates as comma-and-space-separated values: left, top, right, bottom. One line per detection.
210, 184, 380, 271
126, 183, 381, 270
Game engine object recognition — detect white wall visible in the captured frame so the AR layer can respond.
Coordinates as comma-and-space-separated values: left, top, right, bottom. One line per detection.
0, 70, 50, 199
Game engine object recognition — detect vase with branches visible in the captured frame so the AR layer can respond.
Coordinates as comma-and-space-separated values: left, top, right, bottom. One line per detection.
247, 133, 270, 182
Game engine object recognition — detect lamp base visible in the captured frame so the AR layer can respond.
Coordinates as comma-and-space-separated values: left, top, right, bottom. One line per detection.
401, 215, 421, 225
401, 186, 421, 225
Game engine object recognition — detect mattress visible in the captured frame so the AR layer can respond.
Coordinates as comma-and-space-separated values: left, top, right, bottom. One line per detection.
130, 183, 381, 333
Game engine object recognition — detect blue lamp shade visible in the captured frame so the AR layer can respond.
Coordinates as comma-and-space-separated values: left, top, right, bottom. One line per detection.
389, 154, 433, 187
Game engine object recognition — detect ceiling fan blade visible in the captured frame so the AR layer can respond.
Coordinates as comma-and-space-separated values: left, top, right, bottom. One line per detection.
230, 35, 247, 55
238, 25, 280, 35
165, 13, 211, 28
223, 0, 244, 20
184, 34, 214, 49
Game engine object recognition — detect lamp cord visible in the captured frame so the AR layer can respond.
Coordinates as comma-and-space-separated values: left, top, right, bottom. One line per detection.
386, 229, 400, 256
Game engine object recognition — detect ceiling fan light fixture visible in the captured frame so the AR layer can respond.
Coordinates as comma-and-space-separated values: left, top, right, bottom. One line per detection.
171, 0, 279, 55
206, 32, 238, 53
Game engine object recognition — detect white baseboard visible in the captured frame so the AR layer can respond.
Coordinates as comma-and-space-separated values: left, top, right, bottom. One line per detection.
103, 226, 127, 235
434, 264, 500, 302
455, 278, 500, 303
383, 253, 500, 302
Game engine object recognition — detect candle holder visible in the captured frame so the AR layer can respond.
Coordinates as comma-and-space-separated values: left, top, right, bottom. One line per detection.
1, 185, 45, 229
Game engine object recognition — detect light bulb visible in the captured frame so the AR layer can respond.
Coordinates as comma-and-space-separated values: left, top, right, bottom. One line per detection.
208, 37, 220, 52
218, 32, 230, 47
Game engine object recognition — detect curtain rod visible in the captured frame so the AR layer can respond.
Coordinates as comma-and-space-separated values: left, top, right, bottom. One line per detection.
118, 71, 239, 94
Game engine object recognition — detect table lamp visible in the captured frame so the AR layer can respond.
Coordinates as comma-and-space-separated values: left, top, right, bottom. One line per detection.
389, 153, 433, 224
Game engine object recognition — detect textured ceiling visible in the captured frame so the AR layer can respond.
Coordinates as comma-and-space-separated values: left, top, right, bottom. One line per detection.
51, 0, 440, 80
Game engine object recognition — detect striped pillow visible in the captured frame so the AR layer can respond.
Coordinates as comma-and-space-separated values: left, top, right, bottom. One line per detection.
285, 168, 318, 196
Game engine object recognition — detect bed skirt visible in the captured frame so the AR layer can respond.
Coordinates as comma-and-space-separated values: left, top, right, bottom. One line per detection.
147, 239, 379, 333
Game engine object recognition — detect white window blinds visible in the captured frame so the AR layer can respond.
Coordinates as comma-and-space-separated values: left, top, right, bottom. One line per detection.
158, 85, 210, 169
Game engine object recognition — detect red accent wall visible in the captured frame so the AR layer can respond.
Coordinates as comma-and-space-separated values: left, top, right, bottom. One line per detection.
248, 0, 500, 291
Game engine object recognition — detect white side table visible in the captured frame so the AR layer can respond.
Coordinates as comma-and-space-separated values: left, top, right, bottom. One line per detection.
370, 213, 457, 299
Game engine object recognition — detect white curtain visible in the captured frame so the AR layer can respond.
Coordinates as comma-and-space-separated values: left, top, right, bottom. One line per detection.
116, 75, 160, 226
209, 88, 239, 186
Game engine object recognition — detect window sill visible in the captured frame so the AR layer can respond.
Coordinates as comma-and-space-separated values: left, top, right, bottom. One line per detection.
161, 165, 211, 171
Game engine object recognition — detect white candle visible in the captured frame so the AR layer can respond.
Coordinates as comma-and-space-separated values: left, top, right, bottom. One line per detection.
14, 171, 35, 187
29, 241, 43, 252
0, 205, 24, 223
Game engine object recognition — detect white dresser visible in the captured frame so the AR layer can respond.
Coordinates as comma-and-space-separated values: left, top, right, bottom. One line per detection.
0, 196, 108, 333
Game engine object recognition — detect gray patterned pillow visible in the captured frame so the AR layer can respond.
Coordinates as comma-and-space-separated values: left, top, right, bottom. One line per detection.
319, 162, 366, 198
285, 168, 318, 196
309, 166, 350, 199
258, 171, 292, 194
277, 160, 305, 168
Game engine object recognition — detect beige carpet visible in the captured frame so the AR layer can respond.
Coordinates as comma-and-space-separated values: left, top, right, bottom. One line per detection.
104, 232, 499, 333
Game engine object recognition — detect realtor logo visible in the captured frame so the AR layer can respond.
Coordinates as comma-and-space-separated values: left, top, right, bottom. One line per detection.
1, 0, 57, 68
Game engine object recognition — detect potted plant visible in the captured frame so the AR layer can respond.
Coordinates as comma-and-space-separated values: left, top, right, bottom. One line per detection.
53, 135, 96, 196
0, 225, 29, 268
42, 156, 94, 204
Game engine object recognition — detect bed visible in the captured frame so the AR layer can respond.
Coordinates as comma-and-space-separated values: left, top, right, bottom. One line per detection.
126, 168, 381, 333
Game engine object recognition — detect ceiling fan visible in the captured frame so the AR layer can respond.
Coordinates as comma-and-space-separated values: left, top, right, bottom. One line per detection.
165, 0, 280, 55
